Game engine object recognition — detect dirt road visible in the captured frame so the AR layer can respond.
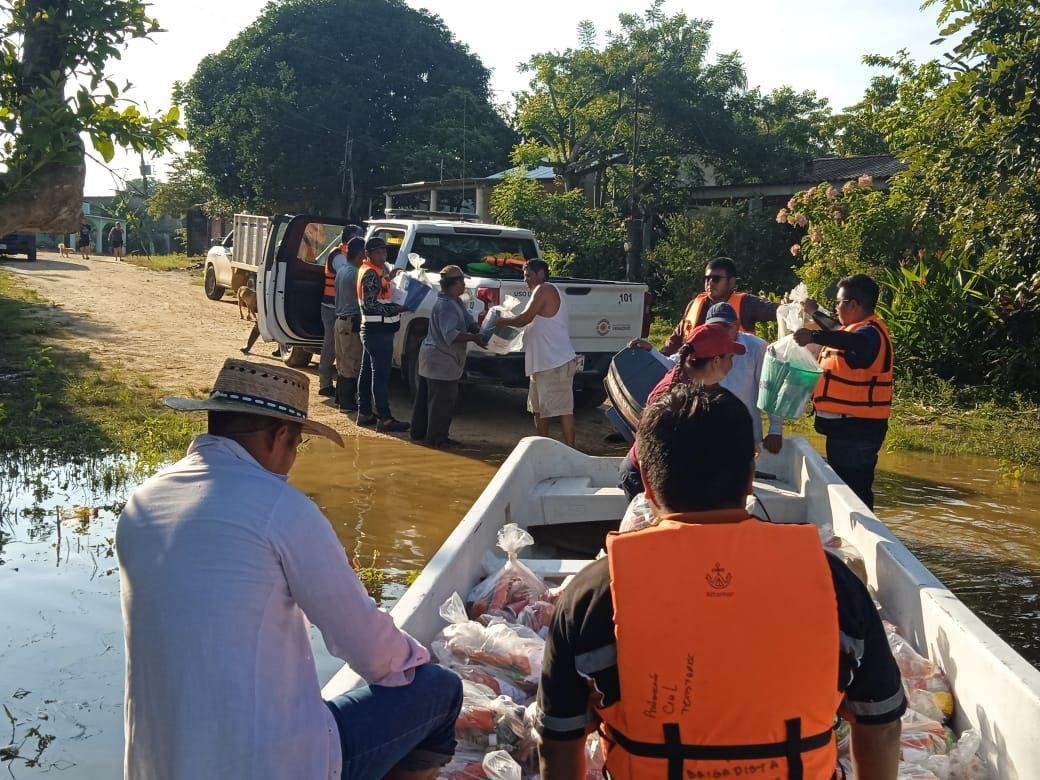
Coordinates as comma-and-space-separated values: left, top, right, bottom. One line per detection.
3, 252, 627, 456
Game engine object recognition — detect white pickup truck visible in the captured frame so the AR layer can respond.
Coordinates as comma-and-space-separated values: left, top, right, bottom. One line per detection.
203, 213, 268, 300
256, 213, 650, 407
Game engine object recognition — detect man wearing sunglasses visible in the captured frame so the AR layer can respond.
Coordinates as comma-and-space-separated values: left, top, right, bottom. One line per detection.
793, 274, 893, 509
634, 257, 780, 356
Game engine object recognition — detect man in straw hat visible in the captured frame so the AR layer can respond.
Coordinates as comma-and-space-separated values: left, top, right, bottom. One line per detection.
116, 358, 462, 780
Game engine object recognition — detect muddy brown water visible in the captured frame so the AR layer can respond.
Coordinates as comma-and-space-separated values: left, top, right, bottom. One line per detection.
1, 437, 1038, 776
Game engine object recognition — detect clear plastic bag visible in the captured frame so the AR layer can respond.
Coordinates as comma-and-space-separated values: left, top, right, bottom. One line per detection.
585, 732, 606, 779
924, 729, 987, 780
885, 623, 954, 718
434, 593, 545, 688
467, 524, 549, 619
456, 680, 531, 756
758, 335, 823, 419
482, 750, 522, 780
619, 492, 657, 533
517, 600, 555, 638
900, 708, 949, 763
823, 536, 869, 586
453, 664, 530, 704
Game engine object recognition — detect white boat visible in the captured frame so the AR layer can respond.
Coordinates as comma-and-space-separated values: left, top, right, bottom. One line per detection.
324, 436, 1040, 778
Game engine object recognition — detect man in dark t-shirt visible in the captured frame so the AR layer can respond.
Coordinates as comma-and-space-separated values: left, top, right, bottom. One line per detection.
536, 385, 904, 779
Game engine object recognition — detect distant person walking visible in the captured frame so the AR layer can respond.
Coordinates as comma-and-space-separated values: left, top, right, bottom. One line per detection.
109, 222, 125, 260
795, 274, 893, 509
333, 237, 366, 413
497, 259, 579, 448
410, 265, 486, 446
78, 222, 93, 260
356, 237, 409, 432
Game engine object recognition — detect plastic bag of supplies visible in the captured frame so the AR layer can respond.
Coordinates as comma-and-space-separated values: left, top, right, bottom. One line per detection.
467, 524, 549, 619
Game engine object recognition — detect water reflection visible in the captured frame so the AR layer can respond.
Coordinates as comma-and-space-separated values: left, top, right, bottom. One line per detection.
873, 450, 1040, 668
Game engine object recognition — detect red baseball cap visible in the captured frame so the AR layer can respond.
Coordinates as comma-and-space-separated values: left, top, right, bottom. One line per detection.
685, 323, 746, 358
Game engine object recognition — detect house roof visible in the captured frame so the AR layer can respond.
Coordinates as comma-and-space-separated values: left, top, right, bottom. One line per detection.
807, 155, 907, 183
484, 165, 558, 181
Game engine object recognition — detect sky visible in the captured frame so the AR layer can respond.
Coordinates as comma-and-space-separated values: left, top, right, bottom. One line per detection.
85, 0, 949, 196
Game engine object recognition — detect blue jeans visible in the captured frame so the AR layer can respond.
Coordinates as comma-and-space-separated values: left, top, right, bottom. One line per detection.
325, 664, 462, 780
358, 327, 396, 418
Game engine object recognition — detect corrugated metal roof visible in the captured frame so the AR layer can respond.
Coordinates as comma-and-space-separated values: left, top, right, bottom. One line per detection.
808, 155, 907, 182
484, 165, 558, 181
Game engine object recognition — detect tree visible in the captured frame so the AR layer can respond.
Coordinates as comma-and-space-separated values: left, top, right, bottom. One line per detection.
180, 0, 515, 218
147, 149, 233, 220
512, 4, 832, 280
821, 59, 900, 156
0, 0, 184, 235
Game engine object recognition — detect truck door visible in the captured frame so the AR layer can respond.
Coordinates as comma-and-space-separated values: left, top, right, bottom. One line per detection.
257, 215, 351, 349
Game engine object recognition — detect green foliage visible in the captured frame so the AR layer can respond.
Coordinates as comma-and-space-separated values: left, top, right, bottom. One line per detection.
147, 149, 232, 219
646, 207, 798, 322
489, 174, 624, 278
783, 176, 943, 297
0, 0, 184, 200
180, 0, 514, 216
821, 59, 900, 156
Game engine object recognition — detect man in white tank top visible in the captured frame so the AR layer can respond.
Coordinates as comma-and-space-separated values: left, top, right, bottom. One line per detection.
497, 259, 579, 447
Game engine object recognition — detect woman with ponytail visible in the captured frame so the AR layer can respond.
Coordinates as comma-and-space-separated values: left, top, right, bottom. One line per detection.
617, 323, 745, 500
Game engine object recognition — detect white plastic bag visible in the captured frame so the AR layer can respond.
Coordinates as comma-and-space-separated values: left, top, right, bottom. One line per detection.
925, 729, 987, 780
482, 750, 522, 780
467, 524, 548, 619
455, 681, 531, 756
776, 283, 811, 338
433, 593, 545, 688
619, 492, 657, 533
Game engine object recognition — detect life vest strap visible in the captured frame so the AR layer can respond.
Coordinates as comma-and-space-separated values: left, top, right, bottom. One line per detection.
607, 718, 831, 779
821, 374, 894, 388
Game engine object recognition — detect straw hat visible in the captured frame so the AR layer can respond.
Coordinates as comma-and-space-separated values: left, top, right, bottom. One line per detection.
163, 358, 343, 446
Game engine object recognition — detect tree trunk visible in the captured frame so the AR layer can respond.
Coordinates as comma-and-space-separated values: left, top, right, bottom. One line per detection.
0, 0, 86, 235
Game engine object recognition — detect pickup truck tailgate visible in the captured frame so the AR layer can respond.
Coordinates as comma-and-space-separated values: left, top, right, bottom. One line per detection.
500, 279, 646, 353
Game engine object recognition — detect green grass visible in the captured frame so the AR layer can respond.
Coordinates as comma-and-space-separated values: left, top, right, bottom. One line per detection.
648, 316, 1040, 478
121, 253, 201, 272
0, 269, 202, 468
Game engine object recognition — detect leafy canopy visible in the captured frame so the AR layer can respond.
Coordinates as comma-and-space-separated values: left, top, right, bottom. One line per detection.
180, 0, 515, 216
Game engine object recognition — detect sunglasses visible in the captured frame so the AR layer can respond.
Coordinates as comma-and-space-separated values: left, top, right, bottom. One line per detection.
704, 274, 731, 283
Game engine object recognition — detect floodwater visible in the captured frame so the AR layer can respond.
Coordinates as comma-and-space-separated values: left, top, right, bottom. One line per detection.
1, 435, 1038, 776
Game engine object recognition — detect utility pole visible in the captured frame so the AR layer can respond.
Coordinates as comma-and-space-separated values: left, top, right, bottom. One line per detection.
625, 82, 643, 281
340, 128, 355, 218
139, 151, 155, 256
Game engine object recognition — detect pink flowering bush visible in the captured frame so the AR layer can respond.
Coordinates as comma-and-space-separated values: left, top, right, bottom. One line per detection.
775, 176, 942, 297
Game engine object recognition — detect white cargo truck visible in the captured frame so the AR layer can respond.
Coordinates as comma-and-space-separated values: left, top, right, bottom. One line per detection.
256, 213, 651, 406
203, 213, 269, 300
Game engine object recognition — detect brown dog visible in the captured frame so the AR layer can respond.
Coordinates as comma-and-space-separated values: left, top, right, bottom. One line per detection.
236, 285, 258, 321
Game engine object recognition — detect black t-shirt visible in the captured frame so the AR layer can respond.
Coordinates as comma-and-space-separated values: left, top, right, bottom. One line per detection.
536, 543, 907, 741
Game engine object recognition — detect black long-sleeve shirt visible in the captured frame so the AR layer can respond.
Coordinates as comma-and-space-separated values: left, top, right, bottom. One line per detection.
810, 311, 888, 436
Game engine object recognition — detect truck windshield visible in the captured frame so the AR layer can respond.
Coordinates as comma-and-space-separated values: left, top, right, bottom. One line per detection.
412, 231, 538, 279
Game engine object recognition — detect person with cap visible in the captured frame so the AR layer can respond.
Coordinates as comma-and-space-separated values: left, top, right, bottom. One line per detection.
631, 257, 780, 356
116, 359, 462, 780
707, 301, 784, 454
496, 258, 580, 448
356, 236, 409, 432
318, 225, 363, 397
536, 383, 905, 779
410, 265, 486, 446
617, 322, 744, 500
794, 273, 893, 509
333, 236, 367, 413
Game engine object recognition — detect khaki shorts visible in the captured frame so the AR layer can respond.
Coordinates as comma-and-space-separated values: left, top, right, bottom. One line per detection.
527, 358, 578, 418
334, 318, 363, 379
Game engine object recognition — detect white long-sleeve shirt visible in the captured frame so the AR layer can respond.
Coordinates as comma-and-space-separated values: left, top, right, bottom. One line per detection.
116, 434, 428, 780
721, 332, 783, 440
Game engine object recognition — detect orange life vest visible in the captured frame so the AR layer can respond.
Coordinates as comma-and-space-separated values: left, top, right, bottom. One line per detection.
600, 515, 841, 780
323, 243, 348, 304
813, 314, 893, 419
682, 291, 748, 341
356, 260, 399, 326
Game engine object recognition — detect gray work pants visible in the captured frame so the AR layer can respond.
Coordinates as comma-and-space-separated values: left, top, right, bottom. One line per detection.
410, 376, 459, 444
318, 303, 337, 388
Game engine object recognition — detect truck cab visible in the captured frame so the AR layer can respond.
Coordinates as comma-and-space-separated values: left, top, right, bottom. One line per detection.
256, 213, 651, 405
